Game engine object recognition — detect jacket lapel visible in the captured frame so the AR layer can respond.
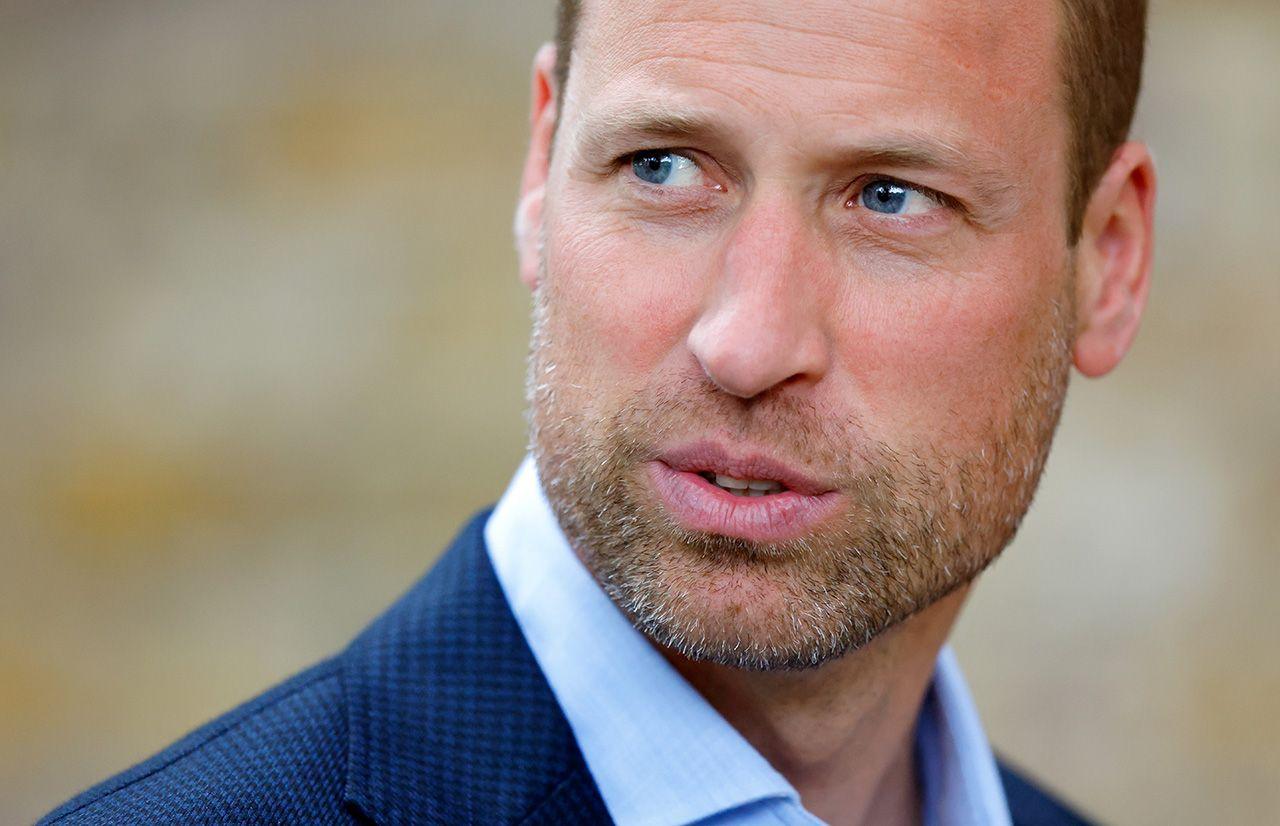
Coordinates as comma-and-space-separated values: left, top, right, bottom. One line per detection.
340, 510, 611, 824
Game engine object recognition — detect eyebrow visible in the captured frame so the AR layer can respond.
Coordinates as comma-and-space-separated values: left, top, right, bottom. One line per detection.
573, 106, 1025, 228
572, 105, 730, 165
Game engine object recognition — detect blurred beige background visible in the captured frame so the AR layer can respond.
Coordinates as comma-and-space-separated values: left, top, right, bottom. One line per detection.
1, 1, 1276, 823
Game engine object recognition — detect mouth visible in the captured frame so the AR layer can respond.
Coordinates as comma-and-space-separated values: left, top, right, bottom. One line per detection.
658, 441, 833, 496
644, 441, 841, 542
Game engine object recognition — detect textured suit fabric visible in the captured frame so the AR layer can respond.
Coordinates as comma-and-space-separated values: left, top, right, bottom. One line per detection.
41, 510, 1091, 825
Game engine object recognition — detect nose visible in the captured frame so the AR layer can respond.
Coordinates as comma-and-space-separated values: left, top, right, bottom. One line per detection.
687, 197, 832, 399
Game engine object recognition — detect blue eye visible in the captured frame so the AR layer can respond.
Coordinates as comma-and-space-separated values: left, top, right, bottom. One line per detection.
859, 179, 940, 216
862, 180, 908, 213
629, 150, 704, 188
633, 151, 674, 184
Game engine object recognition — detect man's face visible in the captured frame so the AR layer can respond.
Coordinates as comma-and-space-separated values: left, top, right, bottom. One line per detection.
528, 0, 1076, 669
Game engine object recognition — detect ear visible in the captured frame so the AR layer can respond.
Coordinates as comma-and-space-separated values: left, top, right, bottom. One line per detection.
1072, 141, 1157, 377
515, 43, 559, 292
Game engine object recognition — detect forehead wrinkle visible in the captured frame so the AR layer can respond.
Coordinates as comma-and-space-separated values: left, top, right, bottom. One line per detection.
609, 0, 971, 55
587, 0, 1047, 87
574, 0, 1064, 138
634, 50, 933, 91
623, 20, 927, 84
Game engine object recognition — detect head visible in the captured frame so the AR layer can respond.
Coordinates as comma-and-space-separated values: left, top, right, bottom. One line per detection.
516, 0, 1155, 670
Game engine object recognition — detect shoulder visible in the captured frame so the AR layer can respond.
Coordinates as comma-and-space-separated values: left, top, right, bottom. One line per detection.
39, 659, 356, 825
37, 509, 549, 826
997, 758, 1097, 826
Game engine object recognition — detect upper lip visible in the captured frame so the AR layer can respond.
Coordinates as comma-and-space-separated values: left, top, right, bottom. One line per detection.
656, 441, 835, 496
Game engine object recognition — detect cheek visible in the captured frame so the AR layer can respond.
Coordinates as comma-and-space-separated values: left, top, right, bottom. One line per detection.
836, 252, 1061, 446
544, 209, 707, 383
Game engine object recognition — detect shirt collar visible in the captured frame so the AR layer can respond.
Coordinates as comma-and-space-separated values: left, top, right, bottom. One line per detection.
485, 455, 1009, 826
917, 648, 1013, 826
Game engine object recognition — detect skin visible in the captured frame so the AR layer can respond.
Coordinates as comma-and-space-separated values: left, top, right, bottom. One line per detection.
514, 1, 1156, 823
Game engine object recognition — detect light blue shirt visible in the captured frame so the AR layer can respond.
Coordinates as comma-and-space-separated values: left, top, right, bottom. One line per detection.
485, 456, 1011, 826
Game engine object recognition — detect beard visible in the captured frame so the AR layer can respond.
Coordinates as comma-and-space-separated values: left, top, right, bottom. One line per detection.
527, 283, 1074, 672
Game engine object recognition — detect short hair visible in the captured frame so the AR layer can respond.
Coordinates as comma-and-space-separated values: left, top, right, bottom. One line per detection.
552, 0, 1147, 241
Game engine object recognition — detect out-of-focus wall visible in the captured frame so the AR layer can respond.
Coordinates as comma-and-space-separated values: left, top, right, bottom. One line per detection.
1, 1, 1275, 823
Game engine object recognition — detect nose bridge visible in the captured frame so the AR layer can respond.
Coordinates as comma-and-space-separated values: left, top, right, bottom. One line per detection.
687, 192, 831, 399
724, 192, 812, 295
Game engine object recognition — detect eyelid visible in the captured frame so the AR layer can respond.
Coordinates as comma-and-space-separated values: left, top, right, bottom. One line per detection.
847, 174, 953, 210
623, 148, 696, 176
620, 148, 730, 196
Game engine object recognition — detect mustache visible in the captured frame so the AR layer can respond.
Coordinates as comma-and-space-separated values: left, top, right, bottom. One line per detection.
603, 374, 887, 479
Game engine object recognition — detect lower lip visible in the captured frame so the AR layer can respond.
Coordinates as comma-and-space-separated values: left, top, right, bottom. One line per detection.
646, 461, 843, 543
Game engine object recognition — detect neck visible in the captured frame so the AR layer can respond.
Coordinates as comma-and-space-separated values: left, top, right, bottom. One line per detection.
662, 587, 969, 826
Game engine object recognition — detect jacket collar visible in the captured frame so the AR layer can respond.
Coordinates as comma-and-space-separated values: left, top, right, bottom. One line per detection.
338, 510, 609, 824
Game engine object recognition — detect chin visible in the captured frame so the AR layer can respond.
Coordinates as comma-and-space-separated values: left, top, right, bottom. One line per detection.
595, 545, 894, 672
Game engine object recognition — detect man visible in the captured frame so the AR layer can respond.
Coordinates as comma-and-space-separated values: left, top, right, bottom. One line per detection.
43, 0, 1155, 823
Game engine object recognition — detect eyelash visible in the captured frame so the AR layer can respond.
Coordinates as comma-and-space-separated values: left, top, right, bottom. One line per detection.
619, 149, 714, 184
847, 175, 956, 212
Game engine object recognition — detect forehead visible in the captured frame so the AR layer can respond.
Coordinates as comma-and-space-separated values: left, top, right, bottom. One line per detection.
565, 0, 1064, 175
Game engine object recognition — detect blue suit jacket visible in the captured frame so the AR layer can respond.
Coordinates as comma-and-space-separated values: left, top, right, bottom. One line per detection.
42, 511, 1094, 825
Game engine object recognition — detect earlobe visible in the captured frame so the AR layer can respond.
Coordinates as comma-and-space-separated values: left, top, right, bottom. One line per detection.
1072, 142, 1157, 377
515, 43, 560, 292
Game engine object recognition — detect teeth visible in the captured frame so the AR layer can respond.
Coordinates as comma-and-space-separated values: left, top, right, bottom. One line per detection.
711, 473, 784, 496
